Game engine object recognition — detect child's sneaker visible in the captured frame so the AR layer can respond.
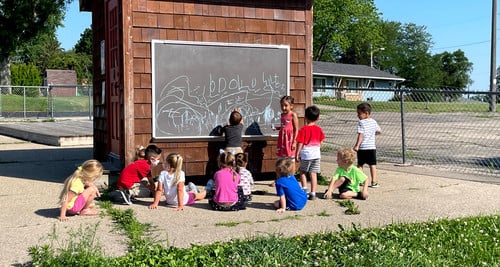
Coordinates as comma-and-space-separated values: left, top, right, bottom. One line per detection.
187, 182, 199, 193
119, 190, 132, 205
369, 183, 380, 188
308, 192, 317, 200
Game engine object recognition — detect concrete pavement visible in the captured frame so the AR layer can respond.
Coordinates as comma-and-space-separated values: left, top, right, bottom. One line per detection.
0, 133, 499, 266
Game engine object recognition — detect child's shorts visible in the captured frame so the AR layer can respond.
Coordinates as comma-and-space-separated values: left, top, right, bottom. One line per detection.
338, 178, 365, 200
357, 149, 377, 166
67, 194, 86, 215
130, 181, 153, 198
299, 158, 320, 173
186, 192, 196, 205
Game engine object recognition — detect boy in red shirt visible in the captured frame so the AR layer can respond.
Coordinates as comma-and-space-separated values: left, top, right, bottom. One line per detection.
295, 105, 325, 200
115, 144, 162, 204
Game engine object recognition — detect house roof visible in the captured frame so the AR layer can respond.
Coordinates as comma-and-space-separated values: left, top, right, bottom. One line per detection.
313, 61, 405, 81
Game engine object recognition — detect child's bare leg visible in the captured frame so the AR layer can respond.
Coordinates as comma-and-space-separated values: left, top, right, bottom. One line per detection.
80, 186, 99, 215
370, 165, 378, 184
339, 191, 357, 199
194, 191, 207, 201
310, 172, 317, 195
299, 170, 307, 189
324, 177, 345, 199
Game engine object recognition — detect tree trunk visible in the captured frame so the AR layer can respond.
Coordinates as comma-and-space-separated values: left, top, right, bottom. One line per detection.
0, 57, 11, 94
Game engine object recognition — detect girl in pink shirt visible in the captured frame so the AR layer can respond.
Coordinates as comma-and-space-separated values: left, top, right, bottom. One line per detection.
209, 151, 246, 211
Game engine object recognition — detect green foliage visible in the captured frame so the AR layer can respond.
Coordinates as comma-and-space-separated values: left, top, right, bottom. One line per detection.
0, 94, 91, 112
313, 0, 382, 63
29, 213, 500, 266
337, 199, 361, 215
74, 28, 93, 55
0, 0, 67, 60
10, 63, 43, 87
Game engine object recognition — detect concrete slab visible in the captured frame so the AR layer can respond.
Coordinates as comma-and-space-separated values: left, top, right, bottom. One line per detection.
0, 120, 93, 146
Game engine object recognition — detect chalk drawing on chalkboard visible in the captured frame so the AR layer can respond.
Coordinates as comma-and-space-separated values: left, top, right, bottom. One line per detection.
152, 40, 289, 139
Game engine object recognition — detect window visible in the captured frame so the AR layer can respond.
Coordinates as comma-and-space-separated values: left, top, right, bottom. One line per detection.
313, 77, 326, 92
346, 79, 358, 93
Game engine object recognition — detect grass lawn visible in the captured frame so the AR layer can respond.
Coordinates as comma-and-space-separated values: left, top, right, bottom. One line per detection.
0, 95, 90, 112
314, 98, 494, 113
29, 202, 500, 266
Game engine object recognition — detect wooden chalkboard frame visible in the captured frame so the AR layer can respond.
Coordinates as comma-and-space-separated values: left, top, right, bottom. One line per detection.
151, 40, 289, 140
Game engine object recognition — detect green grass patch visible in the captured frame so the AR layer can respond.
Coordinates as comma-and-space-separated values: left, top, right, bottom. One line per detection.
0, 94, 90, 112
314, 98, 494, 113
29, 212, 500, 266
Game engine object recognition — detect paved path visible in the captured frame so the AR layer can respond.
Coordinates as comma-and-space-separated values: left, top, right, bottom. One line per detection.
1, 134, 499, 266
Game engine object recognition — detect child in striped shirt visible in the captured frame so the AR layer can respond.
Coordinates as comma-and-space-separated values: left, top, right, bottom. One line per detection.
353, 102, 381, 188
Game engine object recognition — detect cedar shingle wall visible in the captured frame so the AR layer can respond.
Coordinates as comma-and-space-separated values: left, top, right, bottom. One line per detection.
126, 0, 312, 177
88, 0, 311, 176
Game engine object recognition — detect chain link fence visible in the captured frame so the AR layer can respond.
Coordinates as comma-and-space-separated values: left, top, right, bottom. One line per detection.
0, 85, 93, 120
314, 87, 500, 177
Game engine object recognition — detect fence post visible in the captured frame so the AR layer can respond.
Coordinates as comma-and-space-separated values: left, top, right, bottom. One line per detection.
0, 88, 2, 118
23, 87, 26, 119
400, 89, 406, 165
87, 85, 92, 120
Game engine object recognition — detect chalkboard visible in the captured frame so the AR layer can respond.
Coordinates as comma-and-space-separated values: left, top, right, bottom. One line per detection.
151, 40, 289, 139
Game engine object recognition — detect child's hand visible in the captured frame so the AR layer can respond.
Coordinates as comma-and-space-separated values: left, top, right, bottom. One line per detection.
276, 208, 285, 213
148, 203, 158, 209
323, 190, 332, 199
175, 206, 184, 211
59, 215, 69, 222
291, 142, 296, 151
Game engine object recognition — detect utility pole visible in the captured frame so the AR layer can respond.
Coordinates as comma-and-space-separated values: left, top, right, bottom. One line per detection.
489, 0, 497, 112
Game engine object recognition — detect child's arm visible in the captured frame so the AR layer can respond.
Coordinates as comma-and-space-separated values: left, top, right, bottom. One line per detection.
175, 181, 185, 211
295, 142, 303, 162
323, 177, 337, 199
276, 195, 287, 213
59, 191, 76, 222
291, 112, 299, 150
360, 180, 369, 200
148, 181, 164, 209
353, 133, 363, 151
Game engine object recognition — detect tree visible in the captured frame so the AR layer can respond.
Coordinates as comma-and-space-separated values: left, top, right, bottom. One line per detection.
434, 50, 473, 90
74, 27, 93, 55
0, 0, 70, 86
313, 0, 383, 63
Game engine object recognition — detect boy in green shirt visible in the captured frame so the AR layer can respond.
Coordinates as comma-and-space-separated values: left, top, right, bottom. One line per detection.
323, 147, 368, 200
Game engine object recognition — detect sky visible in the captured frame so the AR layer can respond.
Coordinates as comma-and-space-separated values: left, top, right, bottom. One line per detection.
375, 0, 496, 91
56, 1, 496, 91
56, 1, 91, 51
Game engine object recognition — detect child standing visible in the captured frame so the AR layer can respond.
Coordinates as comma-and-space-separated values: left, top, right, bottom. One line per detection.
115, 144, 162, 204
276, 96, 299, 164
323, 148, 368, 200
149, 153, 206, 211
235, 153, 254, 201
209, 151, 246, 211
220, 108, 244, 155
295, 105, 325, 200
353, 102, 381, 188
58, 159, 103, 221
274, 158, 307, 213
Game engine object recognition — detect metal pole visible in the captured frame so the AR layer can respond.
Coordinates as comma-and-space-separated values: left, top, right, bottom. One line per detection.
88, 85, 92, 120
400, 89, 406, 164
23, 87, 26, 119
489, 0, 497, 112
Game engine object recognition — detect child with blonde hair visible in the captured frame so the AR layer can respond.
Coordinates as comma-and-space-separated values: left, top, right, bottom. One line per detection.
274, 158, 307, 213
58, 159, 103, 221
323, 148, 368, 200
149, 153, 206, 211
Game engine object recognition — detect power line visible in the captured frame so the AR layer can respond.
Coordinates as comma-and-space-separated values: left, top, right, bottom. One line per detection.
433, 40, 490, 51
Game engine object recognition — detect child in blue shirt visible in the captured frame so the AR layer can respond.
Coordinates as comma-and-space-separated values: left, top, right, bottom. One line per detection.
274, 158, 307, 213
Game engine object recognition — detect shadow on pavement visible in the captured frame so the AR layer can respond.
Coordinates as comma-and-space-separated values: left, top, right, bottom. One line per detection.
0, 147, 93, 183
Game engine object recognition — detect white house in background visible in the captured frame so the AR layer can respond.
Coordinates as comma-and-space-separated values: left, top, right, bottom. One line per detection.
313, 61, 405, 101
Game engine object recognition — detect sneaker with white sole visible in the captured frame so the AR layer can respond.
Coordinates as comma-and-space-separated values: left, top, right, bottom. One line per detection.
119, 190, 132, 205
369, 183, 380, 188
187, 182, 199, 193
